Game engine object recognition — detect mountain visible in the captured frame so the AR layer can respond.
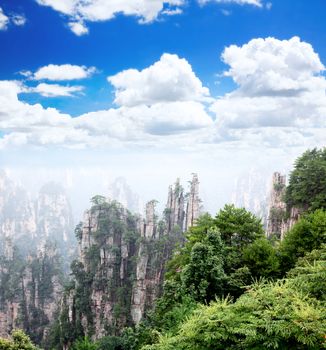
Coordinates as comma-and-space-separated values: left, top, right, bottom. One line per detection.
57, 174, 201, 348
0, 171, 75, 345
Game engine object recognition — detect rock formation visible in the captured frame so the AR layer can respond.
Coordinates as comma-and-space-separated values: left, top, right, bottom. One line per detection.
59, 175, 202, 346
0, 171, 74, 345
0, 172, 74, 257
185, 174, 201, 231
0, 170, 37, 254
266, 172, 300, 239
0, 243, 63, 345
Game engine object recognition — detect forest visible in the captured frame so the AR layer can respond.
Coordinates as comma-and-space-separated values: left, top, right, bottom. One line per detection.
1, 148, 325, 350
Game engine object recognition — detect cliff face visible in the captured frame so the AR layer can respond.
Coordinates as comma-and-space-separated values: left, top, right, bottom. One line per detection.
0, 172, 74, 345
60, 175, 201, 345
0, 172, 74, 257
0, 244, 63, 345
0, 171, 36, 254
266, 172, 300, 239
231, 169, 270, 228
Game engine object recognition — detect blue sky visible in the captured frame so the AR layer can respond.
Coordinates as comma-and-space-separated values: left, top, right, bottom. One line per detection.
1, 0, 325, 115
0, 0, 325, 213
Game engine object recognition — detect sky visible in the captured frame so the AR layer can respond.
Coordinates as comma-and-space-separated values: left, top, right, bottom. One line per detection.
0, 0, 325, 217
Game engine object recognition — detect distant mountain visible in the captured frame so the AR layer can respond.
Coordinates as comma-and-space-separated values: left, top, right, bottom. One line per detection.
108, 177, 143, 214
231, 168, 271, 227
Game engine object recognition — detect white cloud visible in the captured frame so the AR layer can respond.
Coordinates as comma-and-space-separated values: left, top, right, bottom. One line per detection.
108, 53, 210, 107
0, 40, 325, 152
0, 7, 9, 30
11, 14, 27, 26
68, 21, 89, 36
0, 55, 213, 149
0, 7, 26, 30
0, 81, 71, 132
161, 8, 183, 16
198, 0, 263, 7
33, 83, 84, 97
33, 64, 96, 81
35, 0, 185, 35
211, 37, 326, 132
77, 101, 213, 140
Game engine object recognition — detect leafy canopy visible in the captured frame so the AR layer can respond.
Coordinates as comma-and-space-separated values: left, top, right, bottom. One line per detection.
285, 148, 326, 211
0, 330, 39, 350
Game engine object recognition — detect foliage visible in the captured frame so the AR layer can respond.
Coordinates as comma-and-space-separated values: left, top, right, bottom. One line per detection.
0, 330, 39, 350
242, 237, 280, 279
72, 337, 97, 350
90, 195, 108, 207
142, 248, 326, 350
214, 204, 264, 248
287, 244, 326, 301
273, 182, 285, 192
279, 209, 326, 273
181, 228, 226, 302
285, 147, 326, 211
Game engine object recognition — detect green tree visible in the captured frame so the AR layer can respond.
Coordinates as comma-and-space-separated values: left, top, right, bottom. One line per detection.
285, 148, 326, 211
214, 204, 264, 277
279, 209, 326, 273
214, 204, 264, 248
72, 337, 97, 350
143, 248, 326, 350
90, 195, 107, 206
165, 213, 215, 283
243, 237, 280, 279
0, 330, 39, 350
181, 228, 226, 302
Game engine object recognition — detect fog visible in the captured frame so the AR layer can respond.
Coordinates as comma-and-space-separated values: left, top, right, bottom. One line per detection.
0, 145, 300, 224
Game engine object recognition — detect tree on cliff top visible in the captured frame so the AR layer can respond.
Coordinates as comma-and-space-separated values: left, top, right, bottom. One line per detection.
0, 330, 39, 350
285, 148, 326, 211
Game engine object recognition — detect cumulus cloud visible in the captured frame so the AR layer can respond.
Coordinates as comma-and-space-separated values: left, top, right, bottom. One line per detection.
31, 64, 96, 81
32, 83, 84, 97
198, 0, 263, 7
0, 81, 70, 132
0, 55, 213, 149
0, 7, 26, 30
0, 39, 325, 151
35, 0, 184, 35
0, 8, 9, 30
108, 53, 210, 107
77, 101, 213, 140
68, 21, 89, 36
211, 36, 326, 132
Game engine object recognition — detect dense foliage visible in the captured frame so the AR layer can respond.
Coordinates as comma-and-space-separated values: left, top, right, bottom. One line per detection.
279, 209, 326, 273
285, 148, 326, 211
0, 330, 39, 350
143, 247, 326, 350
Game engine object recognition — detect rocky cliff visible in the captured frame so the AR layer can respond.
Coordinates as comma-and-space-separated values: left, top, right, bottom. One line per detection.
59, 175, 201, 347
0, 243, 63, 345
0, 171, 75, 257
266, 172, 300, 239
0, 171, 74, 345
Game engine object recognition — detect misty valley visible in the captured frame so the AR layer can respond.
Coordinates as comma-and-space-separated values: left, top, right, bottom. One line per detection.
0, 148, 325, 350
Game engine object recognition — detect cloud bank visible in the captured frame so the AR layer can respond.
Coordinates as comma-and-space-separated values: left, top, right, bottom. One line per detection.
0, 37, 325, 152
34, 0, 265, 35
